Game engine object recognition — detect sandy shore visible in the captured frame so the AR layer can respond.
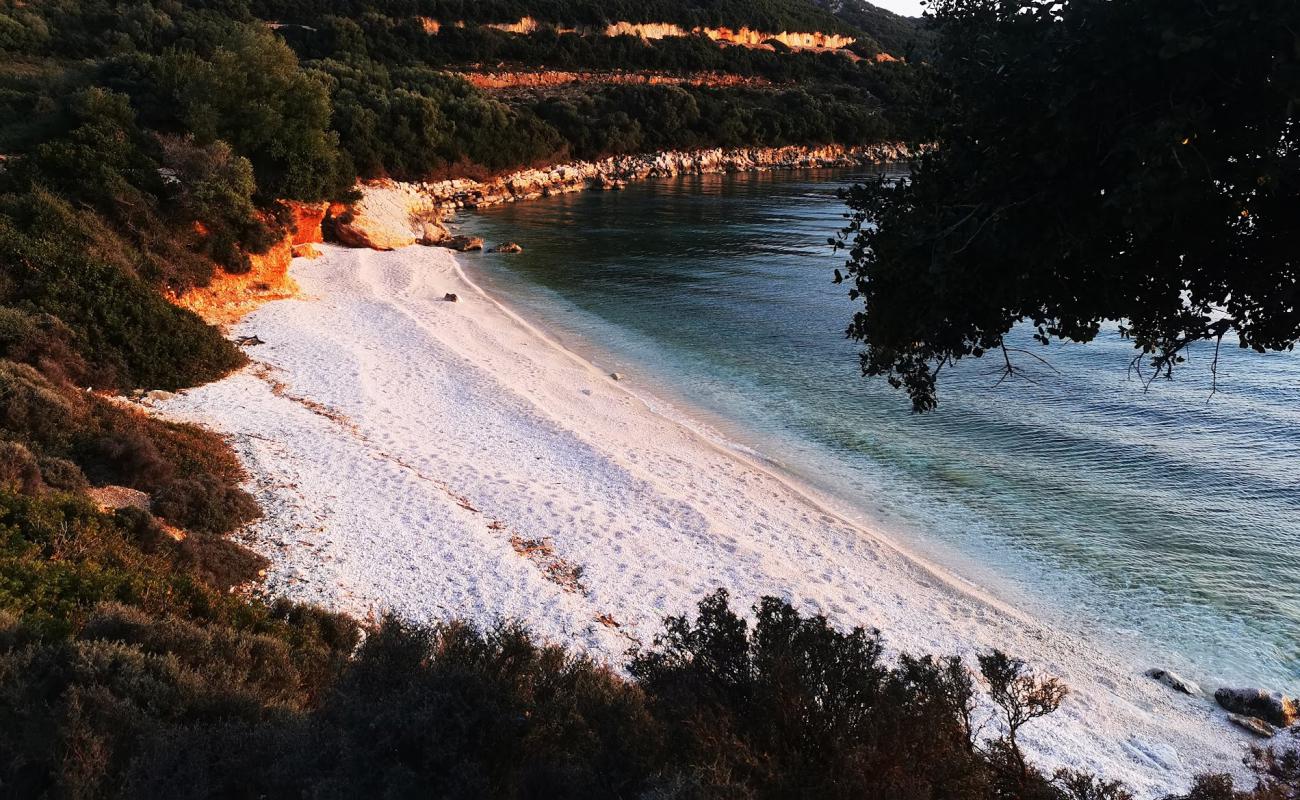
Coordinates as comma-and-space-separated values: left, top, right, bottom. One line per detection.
159, 244, 1247, 795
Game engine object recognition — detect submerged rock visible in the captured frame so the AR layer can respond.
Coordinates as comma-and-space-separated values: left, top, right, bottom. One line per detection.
1228, 713, 1277, 738
489, 242, 523, 254
1145, 668, 1200, 696
1215, 688, 1298, 727
593, 175, 629, 191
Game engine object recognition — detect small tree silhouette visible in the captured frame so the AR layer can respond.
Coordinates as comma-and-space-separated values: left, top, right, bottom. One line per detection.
978, 650, 1068, 781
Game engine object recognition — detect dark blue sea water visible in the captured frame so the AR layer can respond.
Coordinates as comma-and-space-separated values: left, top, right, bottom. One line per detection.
458, 168, 1300, 692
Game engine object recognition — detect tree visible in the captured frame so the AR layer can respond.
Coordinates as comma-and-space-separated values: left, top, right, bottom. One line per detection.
978, 650, 1066, 782
143, 20, 351, 201
836, 0, 1300, 411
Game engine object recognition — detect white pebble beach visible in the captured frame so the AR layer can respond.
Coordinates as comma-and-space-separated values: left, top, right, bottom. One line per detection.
157, 243, 1249, 796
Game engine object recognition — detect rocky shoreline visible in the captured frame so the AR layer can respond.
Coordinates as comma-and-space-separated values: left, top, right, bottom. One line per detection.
429, 142, 908, 210
326, 143, 910, 250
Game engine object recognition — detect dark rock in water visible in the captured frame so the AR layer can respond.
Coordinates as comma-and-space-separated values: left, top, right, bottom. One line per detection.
1228, 713, 1277, 738
1145, 668, 1200, 696
592, 175, 629, 191
236, 335, 265, 347
490, 242, 523, 254
443, 293, 458, 303
442, 235, 484, 252
1215, 688, 1298, 727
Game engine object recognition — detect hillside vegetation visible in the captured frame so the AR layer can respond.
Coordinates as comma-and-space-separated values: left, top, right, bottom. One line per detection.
261, 0, 859, 36
0, 0, 1291, 796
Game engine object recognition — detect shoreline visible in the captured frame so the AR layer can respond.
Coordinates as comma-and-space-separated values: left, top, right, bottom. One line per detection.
159, 243, 1248, 796
326, 143, 911, 251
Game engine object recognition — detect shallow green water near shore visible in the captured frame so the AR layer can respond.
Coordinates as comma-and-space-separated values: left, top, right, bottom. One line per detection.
458, 168, 1300, 691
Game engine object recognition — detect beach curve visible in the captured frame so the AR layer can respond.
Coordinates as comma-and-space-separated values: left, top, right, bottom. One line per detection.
158, 243, 1248, 795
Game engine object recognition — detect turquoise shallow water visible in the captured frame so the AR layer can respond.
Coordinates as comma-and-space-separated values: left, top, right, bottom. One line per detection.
456, 168, 1300, 692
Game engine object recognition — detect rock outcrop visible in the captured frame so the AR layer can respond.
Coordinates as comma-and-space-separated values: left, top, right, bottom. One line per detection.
458, 69, 771, 93
330, 180, 439, 251
1215, 688, 1299, 728
418, 220, 451, 245
433, 17, 858, 53
443, 235, 484, 252
284, 200, 328, 246
171, 235, 295, 327
421, 143, 907, 212
86, 485, 150, 513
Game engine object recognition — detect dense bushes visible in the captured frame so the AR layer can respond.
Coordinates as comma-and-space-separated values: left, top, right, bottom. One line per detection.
0, 590, 1072, 798
0, 361, 258, 535
0, 601, 360, 798
6, 587, 1293, 799
310, 55, 904, 182
0, 194, 244, 390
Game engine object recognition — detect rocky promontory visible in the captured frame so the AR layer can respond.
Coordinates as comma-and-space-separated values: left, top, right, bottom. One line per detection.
319, 143, 909, 252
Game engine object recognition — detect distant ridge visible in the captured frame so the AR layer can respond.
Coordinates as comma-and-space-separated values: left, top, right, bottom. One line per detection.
811, 0, 935, 56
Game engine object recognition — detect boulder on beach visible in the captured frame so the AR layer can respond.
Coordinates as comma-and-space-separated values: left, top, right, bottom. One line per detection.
443, 293, 459, 303
331, 180, 437, 251
489, 242, 523, 254
442, 235, 484, 252
1214, 687, 1298, 727
418, 220, 450, 245
1144, 668, 1200, 696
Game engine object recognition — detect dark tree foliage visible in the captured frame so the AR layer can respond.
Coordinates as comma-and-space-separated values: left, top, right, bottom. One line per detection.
629, 589, 996, 798
836, 0, 1300, 410
3, 588, 1108, 799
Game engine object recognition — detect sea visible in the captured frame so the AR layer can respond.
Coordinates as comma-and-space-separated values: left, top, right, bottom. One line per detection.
457, 167, 1300, 693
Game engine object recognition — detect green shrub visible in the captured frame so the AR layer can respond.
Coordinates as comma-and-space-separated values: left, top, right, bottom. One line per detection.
0, 361, 257, 536
0, 191, 244, 391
